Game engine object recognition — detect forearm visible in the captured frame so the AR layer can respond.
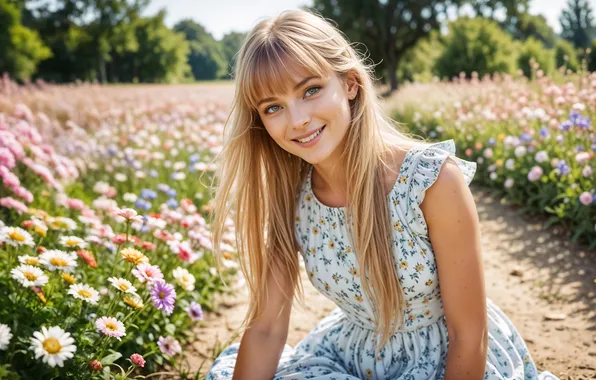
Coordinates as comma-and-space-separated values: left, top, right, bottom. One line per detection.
232, 327, 287, 380
443, 336, 488, 380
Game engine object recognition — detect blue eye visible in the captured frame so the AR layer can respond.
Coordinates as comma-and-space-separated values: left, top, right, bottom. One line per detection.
265, 105, 280, 114
305, 86, 321, 97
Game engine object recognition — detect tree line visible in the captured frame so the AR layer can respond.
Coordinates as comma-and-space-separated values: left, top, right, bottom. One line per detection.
1, 0, 596, 93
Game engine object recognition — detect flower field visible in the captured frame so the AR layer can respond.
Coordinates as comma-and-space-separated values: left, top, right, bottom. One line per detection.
0, 80, 238, 379
391, 70, 596, 248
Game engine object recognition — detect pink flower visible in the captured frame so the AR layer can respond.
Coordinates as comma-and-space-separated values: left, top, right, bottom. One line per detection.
527, 166, 543, 182
579, 192, 593, 206
66, 198, 85, 210
0, 147, 15, 168
157, 336, 181, 357
11, 186, 33, 203
95, 317, 126, 340
583, 166, 593, 178
0, 166, 20, 188
130, 353, 145, 367
132, 263, 164, 284
0, 197, 28, 213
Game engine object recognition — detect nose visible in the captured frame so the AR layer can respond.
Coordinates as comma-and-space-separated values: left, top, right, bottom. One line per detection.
288, 104, 310, 130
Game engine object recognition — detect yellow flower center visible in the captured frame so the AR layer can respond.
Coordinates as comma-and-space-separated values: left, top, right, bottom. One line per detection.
62, 273, 75, 284
8, 231, 25, 242
24, 272, 38, 281
78, 289, 92, 298
105, 321, 117, 331
118, 283, 129, 291
66, 239, 79, 246
42, 337, 62, 354
50, 257, 68, 267
159, 291, 165, 299
25, 258, 39, 265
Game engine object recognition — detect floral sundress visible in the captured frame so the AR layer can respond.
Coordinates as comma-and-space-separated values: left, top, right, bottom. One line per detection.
206, 139, 559, 380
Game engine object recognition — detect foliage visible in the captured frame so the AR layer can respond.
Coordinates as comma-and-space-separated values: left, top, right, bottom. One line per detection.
555, 38, 580, 72
517, 37, 555, 78
434, 17, 518, 80
0, 0, 52, 81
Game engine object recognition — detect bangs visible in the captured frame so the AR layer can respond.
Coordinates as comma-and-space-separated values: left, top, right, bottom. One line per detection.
241, 38, 332, 111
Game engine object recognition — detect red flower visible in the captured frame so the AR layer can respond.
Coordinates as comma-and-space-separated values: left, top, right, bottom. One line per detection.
141, 241, 155, 251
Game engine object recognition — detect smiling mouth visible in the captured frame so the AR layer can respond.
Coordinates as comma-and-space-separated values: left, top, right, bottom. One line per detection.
293, 125, 326, 142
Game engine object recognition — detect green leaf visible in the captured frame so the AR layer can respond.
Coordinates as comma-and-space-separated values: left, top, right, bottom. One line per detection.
100, 351, 122, 366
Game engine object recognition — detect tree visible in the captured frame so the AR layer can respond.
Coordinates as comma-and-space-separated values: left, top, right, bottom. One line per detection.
0, 0, 52, 81
220, 32, 246, 78
311, 0, 465, 94
435, 17, 518, 80
510, 13, 557, 48
174, 19, 227, 80
560, 0, 596, 49
396, 30, 443, 83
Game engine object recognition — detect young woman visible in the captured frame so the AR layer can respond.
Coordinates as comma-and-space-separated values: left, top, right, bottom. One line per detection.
207, 9, 558, 380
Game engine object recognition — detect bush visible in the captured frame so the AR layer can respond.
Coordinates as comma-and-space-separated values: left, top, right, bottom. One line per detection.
435, 17, 518, 80
555, 39, 580, 72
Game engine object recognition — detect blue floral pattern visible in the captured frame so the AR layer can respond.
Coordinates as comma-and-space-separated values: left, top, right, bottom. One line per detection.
207, 140, 559, 380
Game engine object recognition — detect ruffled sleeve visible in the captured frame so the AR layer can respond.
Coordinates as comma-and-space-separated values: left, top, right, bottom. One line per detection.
402, 139, 477, 238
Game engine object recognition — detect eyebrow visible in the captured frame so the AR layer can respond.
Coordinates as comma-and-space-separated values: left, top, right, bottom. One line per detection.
256, 76, 319, 108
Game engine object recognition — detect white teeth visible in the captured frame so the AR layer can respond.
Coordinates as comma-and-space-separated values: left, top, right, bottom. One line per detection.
297, 127, 323, 143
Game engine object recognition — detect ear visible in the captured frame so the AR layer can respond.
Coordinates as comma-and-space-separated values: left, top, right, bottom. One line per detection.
345, 70, 359, 101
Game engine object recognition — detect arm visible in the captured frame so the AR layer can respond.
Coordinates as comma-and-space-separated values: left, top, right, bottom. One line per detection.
232, 259, 295, 380
420, 158, 488, 380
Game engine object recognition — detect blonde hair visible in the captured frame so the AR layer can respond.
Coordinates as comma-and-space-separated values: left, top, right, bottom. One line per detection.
210, 9, 431, 350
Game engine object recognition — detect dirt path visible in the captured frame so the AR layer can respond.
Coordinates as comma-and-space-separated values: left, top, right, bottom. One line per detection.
184, 186, 596, 379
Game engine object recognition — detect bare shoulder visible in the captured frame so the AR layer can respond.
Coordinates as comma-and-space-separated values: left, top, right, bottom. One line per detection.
420, 157, 477, 224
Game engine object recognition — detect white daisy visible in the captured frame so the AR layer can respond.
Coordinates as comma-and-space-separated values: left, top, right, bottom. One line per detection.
18, 255, 41, 266
67, 284, 100, 304
172, 267, 195, 291
39, 250, 78, 272
0, 323, 12, 350
58, 235, 88, 249
107, 277, 137, 294
48, 216, 78, 231
11, 265, 48, 287
95, 317, 126, 340
0, 226, 34, 247
30, 326, 76, 367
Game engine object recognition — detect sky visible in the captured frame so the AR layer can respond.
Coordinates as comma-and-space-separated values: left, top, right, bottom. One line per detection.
143, 0, 596, 41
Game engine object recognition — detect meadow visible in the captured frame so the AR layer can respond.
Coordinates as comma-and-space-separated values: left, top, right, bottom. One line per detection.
1, 67, 595, 378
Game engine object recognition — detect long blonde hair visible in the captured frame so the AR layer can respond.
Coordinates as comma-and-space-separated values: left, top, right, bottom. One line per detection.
210, 9, 431, 350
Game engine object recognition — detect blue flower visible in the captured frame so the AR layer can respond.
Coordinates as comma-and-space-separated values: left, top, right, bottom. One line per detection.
106, 145, 118, 156
140, 188, 157, 200
149, 169, 158, 178
575, 145, 584, 152
189, 154, 200, 164
157, 183, 170, 192
166, 188, 177, 198
488, 138, 496, 146
520, 132, 532, 142
166, 199, 178, 209
539, 127, 550, 138
557, 160, 570, 175
559, 120, 572, 131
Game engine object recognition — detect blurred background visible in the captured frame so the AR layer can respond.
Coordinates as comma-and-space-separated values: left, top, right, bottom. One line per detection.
2, 0, 596, 94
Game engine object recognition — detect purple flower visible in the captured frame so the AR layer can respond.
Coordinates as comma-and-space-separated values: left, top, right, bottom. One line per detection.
186, 301, 204, 321
150, 280, 176, 315
539, 127, 550, 138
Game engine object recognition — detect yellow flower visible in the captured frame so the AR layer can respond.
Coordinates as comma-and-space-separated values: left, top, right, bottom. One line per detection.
366, 369, 373, 378
415, 264, 425, 272
497, 133, 506, 142
399, 261, 408, 269
425, 279, 433, 286
355, 295, 363, 303
37, 292, 47, 304
123, 295, 144, 309
496, 159, 504, 168
328, 240, 335, 249
394, 221, 404, 232
120, 248, 149, 264
312, 227, 319, 235
61, 272, 76, 285
408, 240, 414, 248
